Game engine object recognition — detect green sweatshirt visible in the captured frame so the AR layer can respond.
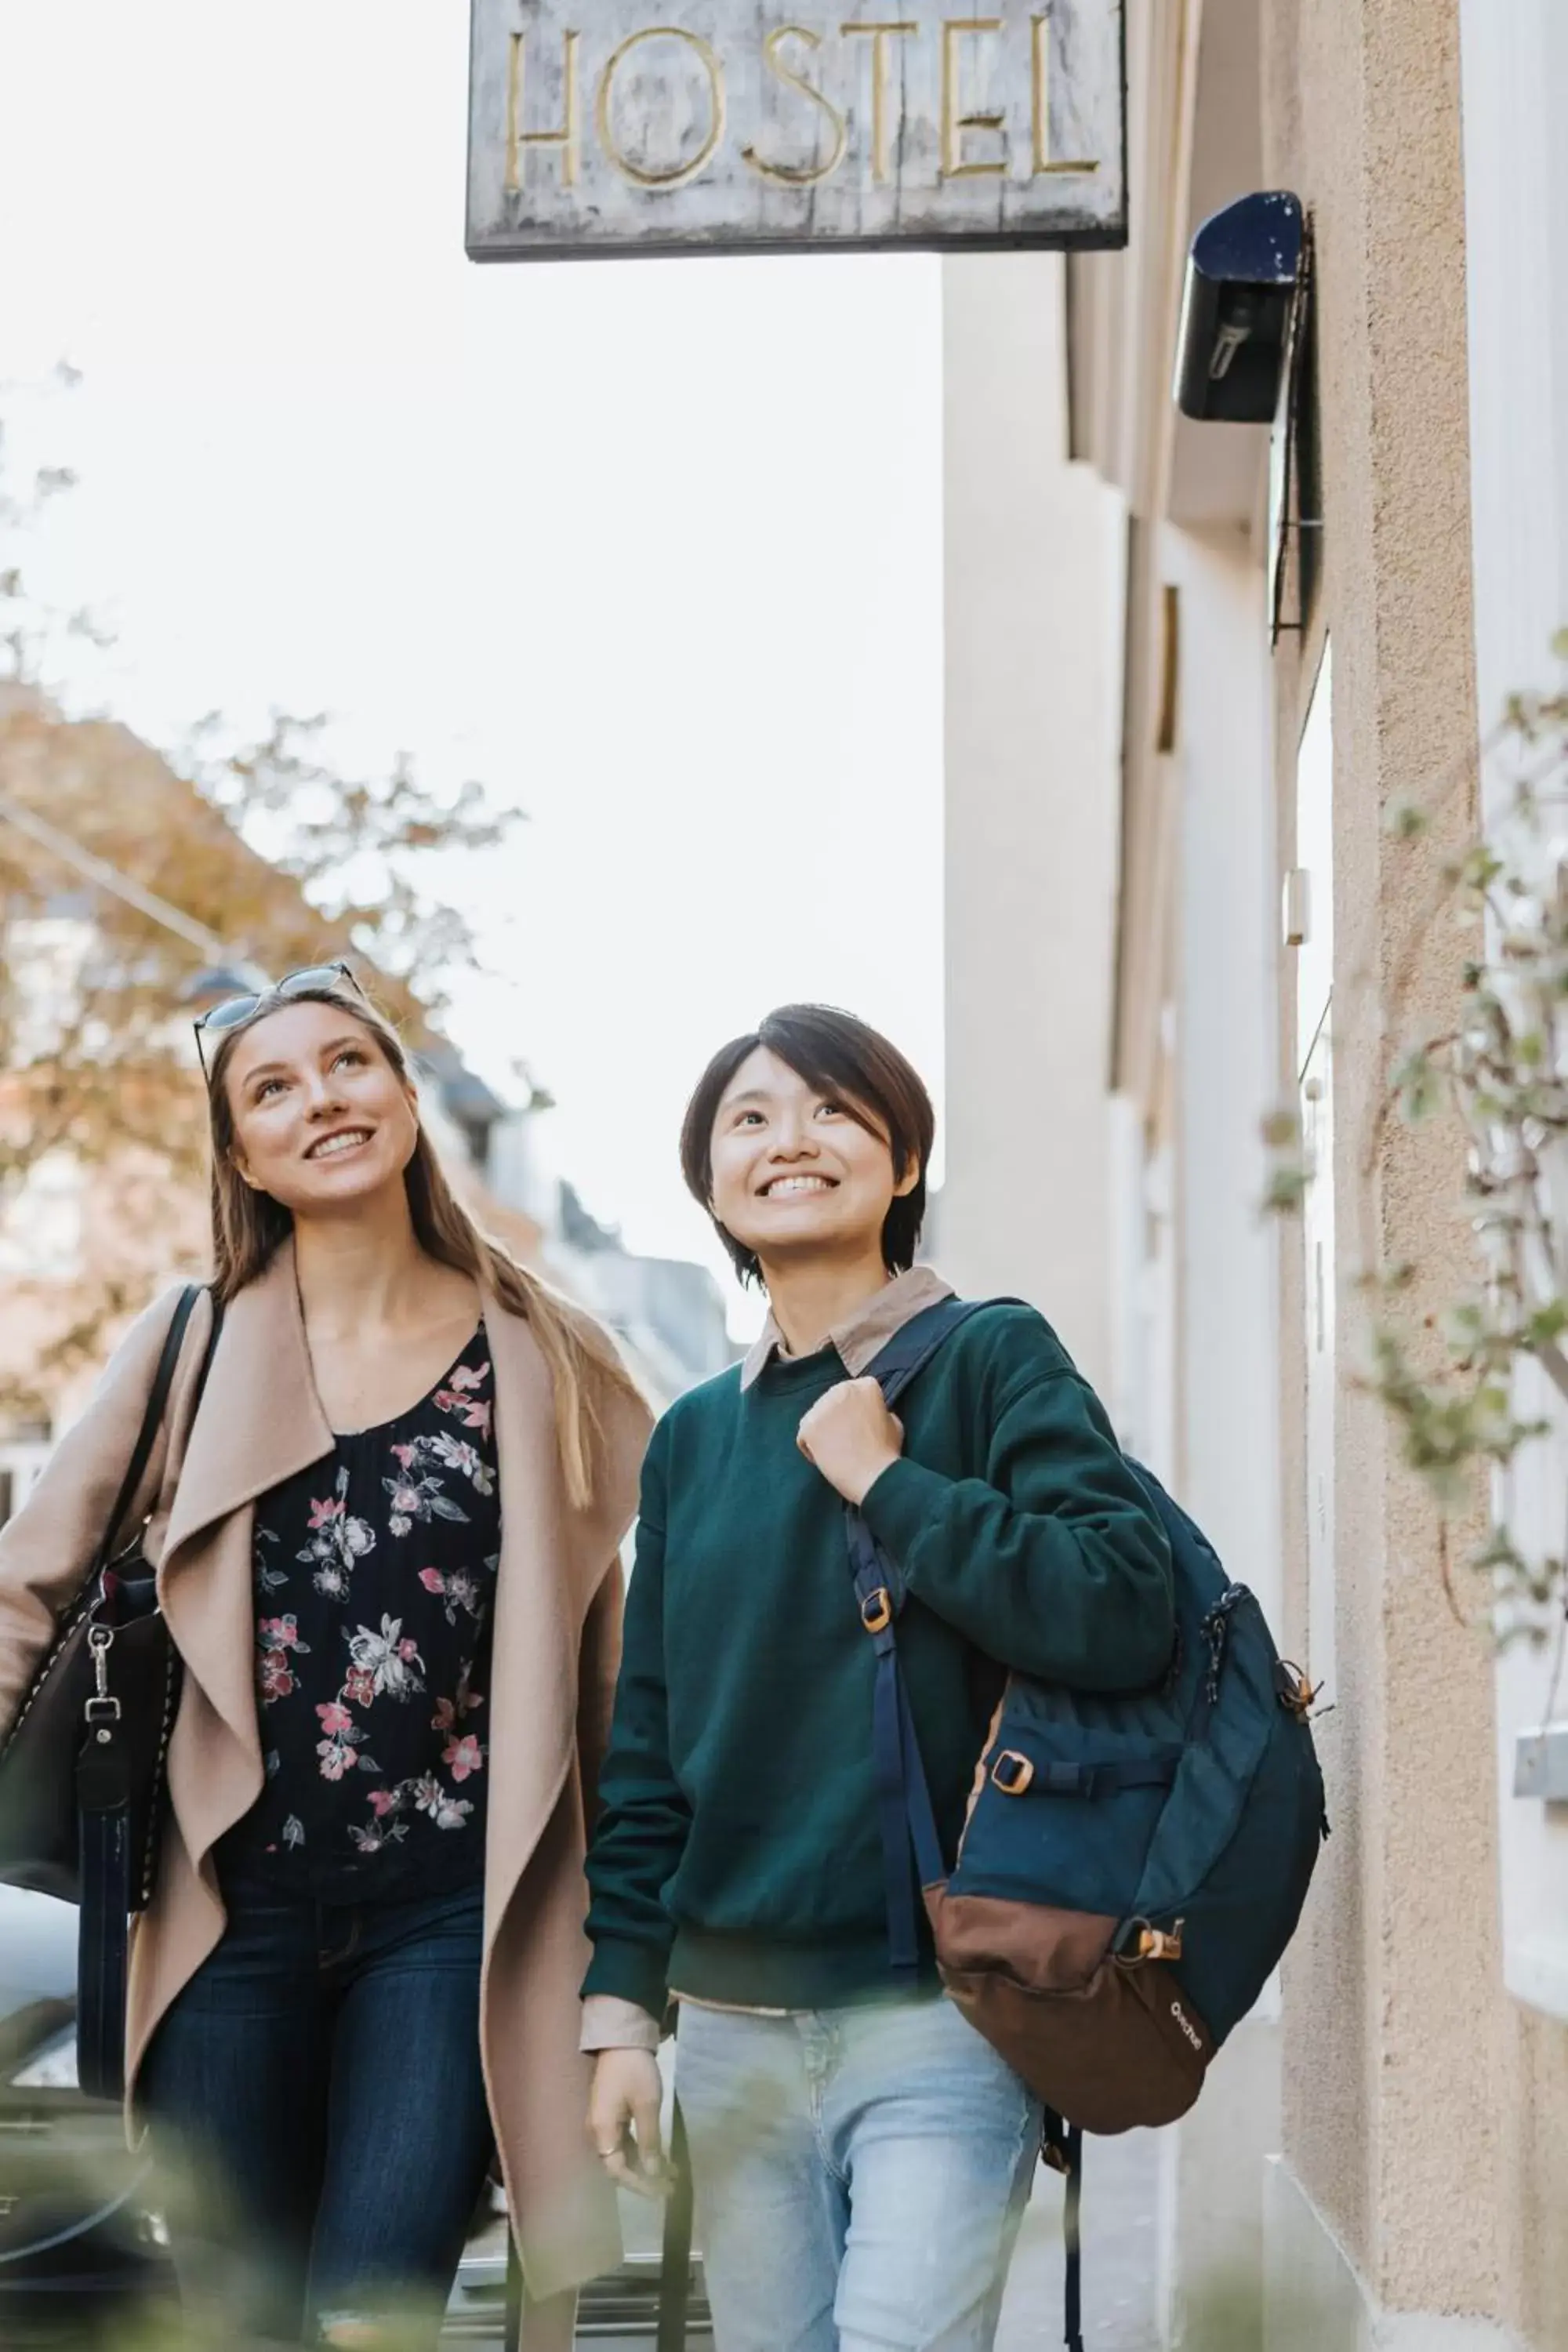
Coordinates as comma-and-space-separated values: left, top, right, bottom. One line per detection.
582, 1298, 1174, 2016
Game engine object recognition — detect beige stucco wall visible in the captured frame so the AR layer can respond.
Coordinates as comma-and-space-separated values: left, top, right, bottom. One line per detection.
939, 251, 1125, 1392
1264, 0, 1568, 2339
1511, 2008, 1568, 2345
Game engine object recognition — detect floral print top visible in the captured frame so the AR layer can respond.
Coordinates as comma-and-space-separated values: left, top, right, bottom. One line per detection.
218, 1324, 502, 1898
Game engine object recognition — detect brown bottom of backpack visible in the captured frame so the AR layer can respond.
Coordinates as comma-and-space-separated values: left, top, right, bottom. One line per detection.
928, 1887, 1213, 2134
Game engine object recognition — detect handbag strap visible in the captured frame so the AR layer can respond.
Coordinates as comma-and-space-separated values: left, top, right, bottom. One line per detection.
74, 1283, 220, 2104
88, 1284, 206, 1577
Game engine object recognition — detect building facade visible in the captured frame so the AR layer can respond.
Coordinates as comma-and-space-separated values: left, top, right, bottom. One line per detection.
941, 1, 1567, 2343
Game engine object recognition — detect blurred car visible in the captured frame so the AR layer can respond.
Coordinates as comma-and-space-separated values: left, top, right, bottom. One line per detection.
0, 1886, 178, 2344
0, 1889, 705, 2348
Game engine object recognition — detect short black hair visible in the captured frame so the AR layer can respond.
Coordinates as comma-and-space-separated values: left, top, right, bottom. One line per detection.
680, 1004, 936, 1288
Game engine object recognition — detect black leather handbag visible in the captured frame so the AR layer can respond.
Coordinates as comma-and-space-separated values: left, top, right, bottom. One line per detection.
0, 1283, 221, 2099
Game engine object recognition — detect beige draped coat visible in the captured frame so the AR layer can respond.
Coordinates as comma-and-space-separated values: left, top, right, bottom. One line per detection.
0, 1244, 651, 2337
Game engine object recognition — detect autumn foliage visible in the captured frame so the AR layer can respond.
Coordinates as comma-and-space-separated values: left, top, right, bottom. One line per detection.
0, 385, 518, 1421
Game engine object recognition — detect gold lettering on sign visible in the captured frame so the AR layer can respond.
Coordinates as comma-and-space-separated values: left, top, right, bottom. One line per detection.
1030, 13, 1099, 175
597, 26, 727, 190
506, 28, 582, 191
743, 26, 848, 185
840, 23, 918, 185
940, 20, 1006, 179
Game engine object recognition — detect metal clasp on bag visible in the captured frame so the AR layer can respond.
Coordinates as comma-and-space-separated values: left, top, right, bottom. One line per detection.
1275, 1658, 1323, 1722
1117, 1915, 1185, 1965
84, 1624, 121, 1741
859, 1588, 893, 1635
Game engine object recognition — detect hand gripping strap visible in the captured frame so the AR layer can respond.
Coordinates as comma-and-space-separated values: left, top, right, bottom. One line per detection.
843, 1296, 1013, 1985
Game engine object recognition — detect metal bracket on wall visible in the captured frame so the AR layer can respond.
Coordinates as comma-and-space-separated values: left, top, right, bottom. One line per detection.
1515, 1723, 1568, 1802
1270, 524, 1325, 637
1269, 221, 1319, 645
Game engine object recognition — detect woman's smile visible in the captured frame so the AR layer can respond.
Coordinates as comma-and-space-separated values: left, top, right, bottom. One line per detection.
304, 1126, 375, 1163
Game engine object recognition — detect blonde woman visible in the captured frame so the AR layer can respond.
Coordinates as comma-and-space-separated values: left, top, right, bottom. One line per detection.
0, 964, 649, 2350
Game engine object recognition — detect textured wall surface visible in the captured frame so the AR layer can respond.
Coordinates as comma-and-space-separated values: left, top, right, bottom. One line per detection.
1263, 0, 1519, 2329
1508, 2006, 1568, 2346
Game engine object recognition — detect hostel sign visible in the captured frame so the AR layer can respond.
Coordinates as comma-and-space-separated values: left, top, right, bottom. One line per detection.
466, 4, 1126, 259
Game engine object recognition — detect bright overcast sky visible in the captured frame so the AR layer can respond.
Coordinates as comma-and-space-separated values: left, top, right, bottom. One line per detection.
0, 1, 944, 1333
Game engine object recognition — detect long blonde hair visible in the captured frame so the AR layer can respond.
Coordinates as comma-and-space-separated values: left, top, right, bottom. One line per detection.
205, 977, 640, 1509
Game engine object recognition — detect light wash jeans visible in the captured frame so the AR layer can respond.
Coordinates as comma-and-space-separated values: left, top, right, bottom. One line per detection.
674, 1994, 1042, 2352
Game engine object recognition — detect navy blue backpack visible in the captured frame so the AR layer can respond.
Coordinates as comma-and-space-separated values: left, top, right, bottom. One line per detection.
843, 1298, 1328, 2350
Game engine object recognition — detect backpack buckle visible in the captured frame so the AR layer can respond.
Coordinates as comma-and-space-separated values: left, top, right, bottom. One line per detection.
990, 1749, 1036, 1795
1138, 1922, 1184, 1962
1275, 1659, 1323, 1721
1120, 1915, 1185, 1963
859, 1588, 893, 1635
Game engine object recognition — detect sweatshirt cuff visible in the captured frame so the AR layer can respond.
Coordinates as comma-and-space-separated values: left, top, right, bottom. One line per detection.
582, 1937, 671, 2019
858, 1454, 949, 1570
580, 1994, 662, 2053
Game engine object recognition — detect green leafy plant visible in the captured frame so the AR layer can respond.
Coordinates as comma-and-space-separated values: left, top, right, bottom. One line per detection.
1267, 645, 1568, 1658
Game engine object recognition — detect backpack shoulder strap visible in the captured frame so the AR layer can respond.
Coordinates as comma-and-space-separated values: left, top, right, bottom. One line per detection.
863, 1294, 1027, 1411
846, 1294, 1029, 1987
849, 1294, 996, 1616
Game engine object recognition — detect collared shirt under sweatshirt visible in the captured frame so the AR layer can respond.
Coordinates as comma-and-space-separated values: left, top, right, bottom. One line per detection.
580, 1269, 1174, 2036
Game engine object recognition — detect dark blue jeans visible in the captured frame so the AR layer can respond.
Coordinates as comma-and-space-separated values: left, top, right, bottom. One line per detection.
140, 1876, 495, 2347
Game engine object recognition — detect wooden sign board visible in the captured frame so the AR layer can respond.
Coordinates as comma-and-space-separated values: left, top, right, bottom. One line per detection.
466, 4, 1127, 260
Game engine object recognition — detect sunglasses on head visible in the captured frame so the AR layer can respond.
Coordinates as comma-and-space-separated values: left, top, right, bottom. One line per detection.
193, 962, 365, 1079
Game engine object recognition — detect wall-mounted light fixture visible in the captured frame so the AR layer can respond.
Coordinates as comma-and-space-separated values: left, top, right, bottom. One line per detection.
1173, 190, 1304, 423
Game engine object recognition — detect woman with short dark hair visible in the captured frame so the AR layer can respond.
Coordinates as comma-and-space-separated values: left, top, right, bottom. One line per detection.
581, 1004, 1174, 2352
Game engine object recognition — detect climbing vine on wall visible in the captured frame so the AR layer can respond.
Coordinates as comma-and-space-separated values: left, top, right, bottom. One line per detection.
1269, 645, 1568, 1658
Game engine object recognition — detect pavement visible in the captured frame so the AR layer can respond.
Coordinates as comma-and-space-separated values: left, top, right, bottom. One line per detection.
441, 2125, 1166, 2349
